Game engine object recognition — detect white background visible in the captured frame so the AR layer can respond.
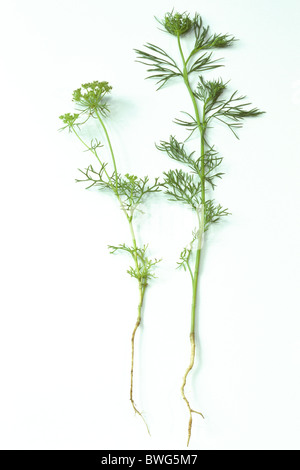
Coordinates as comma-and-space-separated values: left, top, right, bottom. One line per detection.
0, 0, 300, 450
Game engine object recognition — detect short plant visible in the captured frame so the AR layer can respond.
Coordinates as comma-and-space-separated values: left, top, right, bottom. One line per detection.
135, 12, 263, 445
59, 81, 161, 432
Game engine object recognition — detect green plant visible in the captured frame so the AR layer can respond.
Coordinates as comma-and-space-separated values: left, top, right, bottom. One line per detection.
59, 80, 161, 433
135, 12, 263, 445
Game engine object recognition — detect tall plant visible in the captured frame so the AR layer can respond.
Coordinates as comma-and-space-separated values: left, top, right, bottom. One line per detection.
59, 81, 161, 433
135, 12, 263, 445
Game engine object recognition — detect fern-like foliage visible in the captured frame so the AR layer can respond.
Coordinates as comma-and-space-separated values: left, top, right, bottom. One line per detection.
162, 169, 202, 209
108, 243, 161, 287
192, 14, 236, 52
77, 169, 160, 211
136, 10, 263, 273
135, 42, 182, 90
60, 80, 161, 282
194, 76, 263, 138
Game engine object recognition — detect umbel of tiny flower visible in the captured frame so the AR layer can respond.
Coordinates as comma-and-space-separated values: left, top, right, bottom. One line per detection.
161, 11, 192, 36
59, 112, 79, 129
72, 80, 112, 116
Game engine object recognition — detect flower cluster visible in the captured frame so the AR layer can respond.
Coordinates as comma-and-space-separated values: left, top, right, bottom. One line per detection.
162, 12, 193, 36
59, 112, 79, 129
72, 81, 112, 115
210, 36, 234, 48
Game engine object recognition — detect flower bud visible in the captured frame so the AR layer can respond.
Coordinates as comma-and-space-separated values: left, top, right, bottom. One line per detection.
163, 12, 192, 36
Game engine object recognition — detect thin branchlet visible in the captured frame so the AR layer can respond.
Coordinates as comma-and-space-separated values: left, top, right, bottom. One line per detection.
136, 11, 264, 446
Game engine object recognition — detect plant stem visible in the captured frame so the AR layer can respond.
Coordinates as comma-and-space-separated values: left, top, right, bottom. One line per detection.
130, 282, 150, 435
177, 33, 205, 445
72, 126, 114, 190
95, 109, 119, 192
191, 209, 204, 333
177, 35, 203, 137
128, 216, 140, 273
73, 116, 149, 433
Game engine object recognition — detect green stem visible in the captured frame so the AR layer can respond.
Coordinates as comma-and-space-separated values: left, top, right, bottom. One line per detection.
177, 33, 206, 335
94, 109, 119, 193
72, 120, 127, 218
177, 33, 206, 446
72, 126, 114, 190
128, 216, 140, 275
190, 210, 203, 333
177, 35, 203, 138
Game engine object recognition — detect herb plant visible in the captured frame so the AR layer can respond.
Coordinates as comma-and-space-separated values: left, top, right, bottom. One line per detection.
135, 12, 263, 445
59, 81, 161, 433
